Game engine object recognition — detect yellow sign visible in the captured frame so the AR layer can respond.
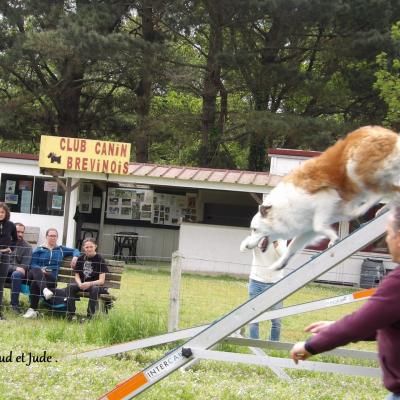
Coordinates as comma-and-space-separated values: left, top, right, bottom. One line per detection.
39, 136, 131, 175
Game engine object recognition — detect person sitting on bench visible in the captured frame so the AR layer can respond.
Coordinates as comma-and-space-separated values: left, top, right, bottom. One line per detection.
22, 228, 79, 319
6, 223, 32, 314
66, 237, 109, 321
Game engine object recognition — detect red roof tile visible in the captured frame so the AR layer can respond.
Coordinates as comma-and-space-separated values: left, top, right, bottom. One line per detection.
223, 171, 242, 183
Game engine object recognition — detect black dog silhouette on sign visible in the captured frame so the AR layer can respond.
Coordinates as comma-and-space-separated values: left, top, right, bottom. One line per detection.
47, 152, 61, 164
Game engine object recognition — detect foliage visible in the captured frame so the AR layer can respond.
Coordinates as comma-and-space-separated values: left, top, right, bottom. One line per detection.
375, 21, 400, 130
0, 1, 400, 167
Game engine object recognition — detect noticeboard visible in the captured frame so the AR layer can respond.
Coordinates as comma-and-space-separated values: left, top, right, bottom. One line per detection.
106, 188, 197, 225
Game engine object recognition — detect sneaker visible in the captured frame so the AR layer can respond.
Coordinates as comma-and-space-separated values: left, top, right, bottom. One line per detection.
43, 288, 54, 300
67, 314, 78, 322
22, 308, 39, 319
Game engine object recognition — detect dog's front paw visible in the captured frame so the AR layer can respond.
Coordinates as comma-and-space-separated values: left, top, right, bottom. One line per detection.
327, 238, 339, 248
240, 233, 265, 252
240, 237, 250, 252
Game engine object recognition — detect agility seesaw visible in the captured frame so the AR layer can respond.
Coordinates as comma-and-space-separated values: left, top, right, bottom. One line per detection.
99, 211, 387, 399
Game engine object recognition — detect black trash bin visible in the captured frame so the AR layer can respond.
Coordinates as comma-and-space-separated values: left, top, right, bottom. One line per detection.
360, 258, 385, 288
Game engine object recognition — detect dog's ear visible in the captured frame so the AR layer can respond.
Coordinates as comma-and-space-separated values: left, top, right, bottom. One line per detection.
259, 204, 272, 217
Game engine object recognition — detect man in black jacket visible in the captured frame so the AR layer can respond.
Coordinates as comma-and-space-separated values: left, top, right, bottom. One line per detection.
6, 223, 32, 314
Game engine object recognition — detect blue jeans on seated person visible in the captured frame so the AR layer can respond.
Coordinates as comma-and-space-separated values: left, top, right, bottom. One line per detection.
248, 279, 282, 341
386, 393, 400, 400
10, 269, 25, 307
0, 253, 10, 312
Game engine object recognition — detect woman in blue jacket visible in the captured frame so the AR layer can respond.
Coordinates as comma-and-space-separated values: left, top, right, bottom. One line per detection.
23, 228, 80, 319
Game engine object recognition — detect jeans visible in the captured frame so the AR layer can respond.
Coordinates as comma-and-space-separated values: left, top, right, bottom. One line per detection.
0, 253, 10, 312
7, 268, 25, 307
248, 279, 282, 341
66, 283, 109, 317
386, 393, 400, 400
27, 268, 57, 310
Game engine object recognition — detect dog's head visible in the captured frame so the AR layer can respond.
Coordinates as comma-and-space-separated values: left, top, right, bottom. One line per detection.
240, 204, 273, 253
47, 152, 54, 158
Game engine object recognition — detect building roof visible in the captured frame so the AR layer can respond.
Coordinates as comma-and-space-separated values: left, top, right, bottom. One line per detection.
126, 163, 280, 193
268, 148, 321, 158
0, 152, 38, 161
0, 151, 282, 193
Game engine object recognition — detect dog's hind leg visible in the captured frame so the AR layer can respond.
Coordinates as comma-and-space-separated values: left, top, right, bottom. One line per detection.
311, 198, 343, 246
271, 231, 317, 270
313, 213, 339, 247
347, 194, 382, 219
313, 224, 338, 247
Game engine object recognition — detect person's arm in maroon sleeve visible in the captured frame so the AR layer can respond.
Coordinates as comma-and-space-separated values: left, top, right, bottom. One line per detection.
306, 272, 400, 355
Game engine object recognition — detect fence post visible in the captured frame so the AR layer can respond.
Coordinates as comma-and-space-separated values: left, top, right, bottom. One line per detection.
168, 251, 182, 332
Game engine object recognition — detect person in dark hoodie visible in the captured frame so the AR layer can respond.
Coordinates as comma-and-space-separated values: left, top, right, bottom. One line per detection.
22, 228, 80, 319
0, 202, 17, 320
290, 205, 400, 400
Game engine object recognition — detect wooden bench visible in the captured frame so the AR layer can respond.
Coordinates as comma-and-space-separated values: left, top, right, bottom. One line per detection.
56, 257, 125, 312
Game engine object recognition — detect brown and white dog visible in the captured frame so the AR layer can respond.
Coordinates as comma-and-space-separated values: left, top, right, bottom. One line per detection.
240, 125, 400, 270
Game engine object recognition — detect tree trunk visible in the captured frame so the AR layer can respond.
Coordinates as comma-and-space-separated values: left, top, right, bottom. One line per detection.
199, 3, 224, 167
55, 56, 85, 137
248, 95, 270, 171
248, 133, 267, 171
134, 3, 155, 163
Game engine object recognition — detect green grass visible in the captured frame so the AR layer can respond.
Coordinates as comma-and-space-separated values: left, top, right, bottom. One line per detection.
0, 268, 387, 399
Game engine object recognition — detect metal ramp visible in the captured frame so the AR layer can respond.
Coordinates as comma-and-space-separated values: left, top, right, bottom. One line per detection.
100, 211, 388, 399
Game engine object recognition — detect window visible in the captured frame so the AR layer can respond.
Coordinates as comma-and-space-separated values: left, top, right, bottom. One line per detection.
0, 174, 65, 216
203, 203, 258, 227
32, 177, 65, 216
0, 174, 34, 213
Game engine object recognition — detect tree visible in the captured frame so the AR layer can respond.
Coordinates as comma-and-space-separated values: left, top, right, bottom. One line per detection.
0, 0, 171, 162
375, 22, 400, 130
0, 0, 399, 168
0, 1, 136, 139
226, 0, 400, 169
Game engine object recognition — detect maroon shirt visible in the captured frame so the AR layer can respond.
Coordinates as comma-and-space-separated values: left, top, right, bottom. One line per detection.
305, 267, 400, 393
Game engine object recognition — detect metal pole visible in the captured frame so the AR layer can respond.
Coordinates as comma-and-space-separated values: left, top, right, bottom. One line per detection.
62, 177, 72, 246
98, 189, 107, 252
